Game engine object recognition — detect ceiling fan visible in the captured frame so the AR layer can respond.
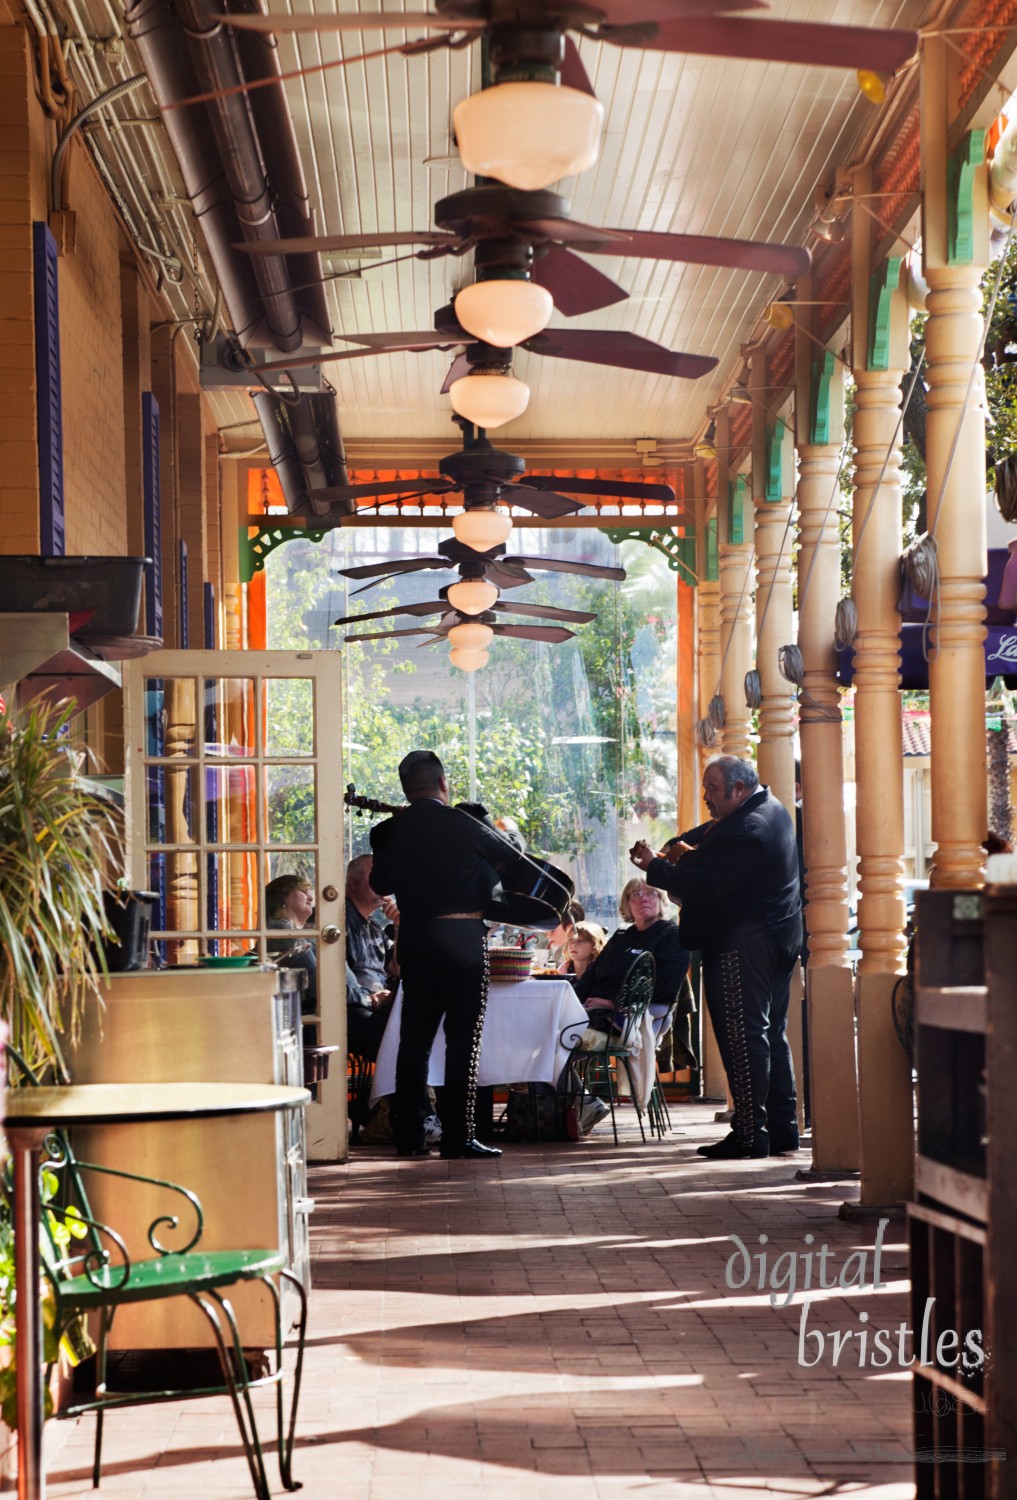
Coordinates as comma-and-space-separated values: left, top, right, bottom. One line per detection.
312, 423, 676, 519
338, 596, 593, 652
335, 535, 627, 597
220, 1, 918, 82
242, 180, 810, 333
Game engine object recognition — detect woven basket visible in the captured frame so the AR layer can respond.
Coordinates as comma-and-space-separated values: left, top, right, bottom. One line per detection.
488, 946, 534, 983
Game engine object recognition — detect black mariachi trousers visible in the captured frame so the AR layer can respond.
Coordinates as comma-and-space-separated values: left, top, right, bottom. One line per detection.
701, 916, 802, 1151
394, 918, 489, 1153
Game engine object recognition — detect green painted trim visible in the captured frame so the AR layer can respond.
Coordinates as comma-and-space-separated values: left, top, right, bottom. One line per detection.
810, 351, 836, 445
240, 524, 327, 583
599, 526, 698, 586
948, 129, 985, 266
727, 475, 746, 544
764, 420, 786, 502
867, 256, 904, 371
705, 517, 718, 581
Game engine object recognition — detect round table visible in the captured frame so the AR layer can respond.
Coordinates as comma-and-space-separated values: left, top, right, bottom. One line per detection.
3, 1082, 310, 1500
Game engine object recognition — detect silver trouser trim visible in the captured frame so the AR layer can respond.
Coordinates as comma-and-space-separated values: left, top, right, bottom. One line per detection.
720, 949, 754, 1148
463, 939, 490, 1141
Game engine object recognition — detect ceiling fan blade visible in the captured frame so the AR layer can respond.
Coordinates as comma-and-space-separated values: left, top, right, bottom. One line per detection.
523, 328, 716, 380
344, 627, 440, 642
516, 217, 631, 250
235, 231, 458, 257
505, 556, 627, 582
336, 556, 450, 581
524, 475, 675, 502
492, 601, 597, 624
586, 228, 810, 279
532, 247, 628, 317
440, 353, 473, 394
484, 562, 536, 590
339, 329, 466, 351
560, 36, 596, 96
334, 601, 450, 626
502, 484, 583, 519
492, 624, 576, 643
635, 17, 918, 71
217, 10, 486, 32
316, 478, 454, 504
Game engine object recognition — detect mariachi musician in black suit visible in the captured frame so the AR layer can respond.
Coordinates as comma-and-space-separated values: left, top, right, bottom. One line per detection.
368, 749, 511, 1161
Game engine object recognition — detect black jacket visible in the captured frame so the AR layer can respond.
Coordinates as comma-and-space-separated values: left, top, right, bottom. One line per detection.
369, 798, 511, 927
573, 919, 690, 1012
647, 786, 801, 952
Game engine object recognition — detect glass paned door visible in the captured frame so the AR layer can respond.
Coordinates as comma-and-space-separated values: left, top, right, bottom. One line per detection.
125, 650, 346, 1159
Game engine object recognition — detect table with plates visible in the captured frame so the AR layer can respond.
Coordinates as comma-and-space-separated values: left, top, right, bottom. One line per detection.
370, 976, 588, 1103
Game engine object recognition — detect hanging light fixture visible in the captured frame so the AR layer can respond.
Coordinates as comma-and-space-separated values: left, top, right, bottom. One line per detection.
448, 620, 494, 650
452, 507, 513, 551
856, 69, 888, 105
454, 81, 603, 193
447, 578, 499, 615
449, 370, 530, 429
454, 278, 553, 348
449, 646, 490, 672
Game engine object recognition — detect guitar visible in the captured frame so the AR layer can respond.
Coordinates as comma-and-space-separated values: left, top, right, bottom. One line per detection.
343, 784, 576, 931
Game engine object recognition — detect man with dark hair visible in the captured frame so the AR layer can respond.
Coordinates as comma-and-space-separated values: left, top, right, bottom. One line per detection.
630, 753, 802, 1160
368, 749, 510, 1160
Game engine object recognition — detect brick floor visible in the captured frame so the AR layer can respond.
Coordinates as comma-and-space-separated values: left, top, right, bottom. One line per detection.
46, 1104, 917, 1499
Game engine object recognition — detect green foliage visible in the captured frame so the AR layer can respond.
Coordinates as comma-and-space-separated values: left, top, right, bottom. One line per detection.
0, 701, 122, 1076
0, 1171, 90, 1427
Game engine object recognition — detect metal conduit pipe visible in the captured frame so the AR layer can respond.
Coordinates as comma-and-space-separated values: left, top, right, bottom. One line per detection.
124, 0, 329, 353
51, 73, 148, 213
172, 0, 302, 351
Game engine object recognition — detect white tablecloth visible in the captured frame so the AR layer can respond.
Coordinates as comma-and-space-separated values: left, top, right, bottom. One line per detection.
370, 977, 588, 1104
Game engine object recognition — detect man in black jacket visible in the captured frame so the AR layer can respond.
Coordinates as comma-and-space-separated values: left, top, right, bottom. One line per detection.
369, 749, 508, 1161
630, 755, 802, 1160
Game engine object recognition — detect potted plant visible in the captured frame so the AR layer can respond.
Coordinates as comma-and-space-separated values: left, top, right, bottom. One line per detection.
0, 698, 122, 1079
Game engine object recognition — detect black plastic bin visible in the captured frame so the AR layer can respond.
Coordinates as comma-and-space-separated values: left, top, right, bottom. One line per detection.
101, 891, 159, 972
0, 556, 149, 639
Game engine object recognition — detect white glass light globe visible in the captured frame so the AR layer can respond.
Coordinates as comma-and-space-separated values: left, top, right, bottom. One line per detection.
449, 372, 530, 429
454, 81, 604, 192
451, 508, 513, 550
447, 620, 494, 650
454, 279, 553, 348
449, 646, 490, 672
447, 578, 499, 614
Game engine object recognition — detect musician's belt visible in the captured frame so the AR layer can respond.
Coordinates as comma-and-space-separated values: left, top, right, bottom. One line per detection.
436, 911, 484, 921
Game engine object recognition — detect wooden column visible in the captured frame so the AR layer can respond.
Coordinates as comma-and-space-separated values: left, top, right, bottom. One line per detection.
677, 569, 698, 835
715, 406, 754, 759
921, 37, 989, 890
751, 358, 802, 1124
695, 476, 726, 1101
795, 304, 859, 1172
850, 166, 913, 1204
751, 353, 796, 809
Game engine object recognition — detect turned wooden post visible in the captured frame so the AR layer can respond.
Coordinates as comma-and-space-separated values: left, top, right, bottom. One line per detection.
921, 36, 989, 890
850, 165, 914, 1204
715, 406, 755, 760
794, 296, 859, 1172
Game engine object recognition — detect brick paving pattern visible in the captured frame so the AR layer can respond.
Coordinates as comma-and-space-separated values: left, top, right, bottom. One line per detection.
47, 1103, 916, 1499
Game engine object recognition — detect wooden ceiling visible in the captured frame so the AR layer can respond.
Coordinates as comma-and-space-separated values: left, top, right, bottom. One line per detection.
257, 0, 931, 454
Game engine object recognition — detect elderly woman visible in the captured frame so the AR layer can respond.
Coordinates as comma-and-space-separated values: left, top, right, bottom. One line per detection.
573, 878, 690, 1032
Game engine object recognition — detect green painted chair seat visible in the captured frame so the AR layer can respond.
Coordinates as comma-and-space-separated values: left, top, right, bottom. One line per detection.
56, 1248, 287, 1309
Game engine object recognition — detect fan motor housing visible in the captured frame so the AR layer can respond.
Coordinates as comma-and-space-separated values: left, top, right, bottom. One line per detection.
434, 186, 570, 240
439, 443, 526, 487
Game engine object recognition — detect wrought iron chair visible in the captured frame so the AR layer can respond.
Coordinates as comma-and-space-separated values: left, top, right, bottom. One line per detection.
571, 951, 656, 1146
647, 998, 679, 1139
4, 1048, 307, 1500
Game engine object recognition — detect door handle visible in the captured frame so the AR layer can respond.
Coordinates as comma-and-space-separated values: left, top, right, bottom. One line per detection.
320, 925, 342, 944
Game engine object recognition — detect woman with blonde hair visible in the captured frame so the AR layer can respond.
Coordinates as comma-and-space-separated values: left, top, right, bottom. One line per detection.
574, 879, 689, 1030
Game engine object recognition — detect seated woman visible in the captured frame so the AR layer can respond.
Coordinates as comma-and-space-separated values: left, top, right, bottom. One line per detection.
266, 874, 390, 1060
573, 879, 690, 1035
558, 922, 607, 983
